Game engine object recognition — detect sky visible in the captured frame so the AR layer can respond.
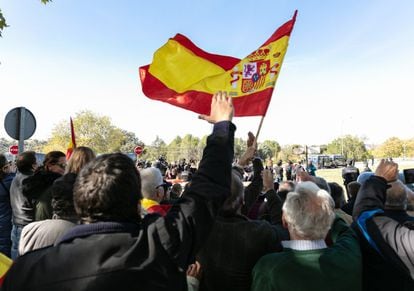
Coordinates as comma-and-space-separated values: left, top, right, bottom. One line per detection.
1, 0, 414, 147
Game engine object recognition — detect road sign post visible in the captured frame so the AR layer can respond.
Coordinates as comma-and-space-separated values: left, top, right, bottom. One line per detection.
4, 107, 36, 154
9, 145, 19, 155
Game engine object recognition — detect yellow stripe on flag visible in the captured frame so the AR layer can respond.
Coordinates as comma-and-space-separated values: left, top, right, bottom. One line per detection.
149, 36, 290, 98
0, 253, 12, 283
149, 39, 226, 93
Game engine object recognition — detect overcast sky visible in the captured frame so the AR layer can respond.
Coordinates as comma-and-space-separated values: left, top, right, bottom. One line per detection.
1, 0, 413, 146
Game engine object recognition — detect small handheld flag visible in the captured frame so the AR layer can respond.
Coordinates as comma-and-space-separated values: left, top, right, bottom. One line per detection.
66, 117, 77, 159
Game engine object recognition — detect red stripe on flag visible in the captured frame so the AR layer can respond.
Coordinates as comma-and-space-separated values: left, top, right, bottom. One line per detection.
262, 10, 297, 47
140, 66, 273, 117
66, 117, 77, 160
171, 34, 240, 71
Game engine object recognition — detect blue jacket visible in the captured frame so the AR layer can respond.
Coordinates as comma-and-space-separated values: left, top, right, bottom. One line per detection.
0, 173, 15, 257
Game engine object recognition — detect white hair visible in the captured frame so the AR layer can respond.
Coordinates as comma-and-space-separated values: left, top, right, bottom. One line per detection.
385, 180, 408, 210
283, 181, 335, 240
139, 167, 163, 200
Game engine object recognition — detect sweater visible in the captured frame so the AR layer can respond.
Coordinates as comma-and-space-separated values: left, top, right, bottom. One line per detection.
252, 217, 362, 291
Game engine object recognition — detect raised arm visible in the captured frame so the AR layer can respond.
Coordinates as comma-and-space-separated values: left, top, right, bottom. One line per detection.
261, 169, 283, 225
352, 159, 398, 220
160, 91, 235, 268
353, 159, 414, 278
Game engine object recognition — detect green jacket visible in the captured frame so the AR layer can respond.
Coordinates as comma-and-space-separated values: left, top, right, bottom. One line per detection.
252, 217, 361, 291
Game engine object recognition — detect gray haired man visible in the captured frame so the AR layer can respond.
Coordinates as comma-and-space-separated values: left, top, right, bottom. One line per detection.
252, 181, 362, 291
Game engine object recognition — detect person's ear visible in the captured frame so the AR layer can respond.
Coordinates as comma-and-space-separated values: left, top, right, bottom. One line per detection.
282, 212, 288, 229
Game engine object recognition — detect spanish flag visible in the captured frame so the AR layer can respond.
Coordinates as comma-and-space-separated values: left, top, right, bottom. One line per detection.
66, 117, 76, 159
140, 11, 297, 117
0, 253, 12, 286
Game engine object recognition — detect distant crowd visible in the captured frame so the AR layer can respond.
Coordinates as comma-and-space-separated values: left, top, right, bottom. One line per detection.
0, 92, 414, 290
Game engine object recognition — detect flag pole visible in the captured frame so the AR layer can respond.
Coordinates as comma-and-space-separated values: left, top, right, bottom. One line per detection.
255, 115, 265, 141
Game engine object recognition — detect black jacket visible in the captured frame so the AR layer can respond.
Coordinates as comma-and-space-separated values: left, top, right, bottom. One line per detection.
197, 212, 287, 291
22, 170, 62, 221
352, 175, 414, 291
10, 171, 34, 226
2, 121, 235, 291
50, 173, 78, 221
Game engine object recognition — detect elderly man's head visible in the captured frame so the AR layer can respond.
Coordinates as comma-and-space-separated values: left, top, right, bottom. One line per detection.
219, 170, 244, 216
282, 181, 335, 240
140, 167, 166, 202
385, 180, 409, 210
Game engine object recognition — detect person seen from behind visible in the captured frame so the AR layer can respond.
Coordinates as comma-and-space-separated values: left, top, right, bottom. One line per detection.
0, 155, 15, 258
9, 151, 37, 260
18, 146, 96, 255
22, 151, 66, 221
2, 91, 235, 291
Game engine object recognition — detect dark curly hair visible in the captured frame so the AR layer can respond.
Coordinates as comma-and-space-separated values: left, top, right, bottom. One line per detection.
74, 153, 142, 223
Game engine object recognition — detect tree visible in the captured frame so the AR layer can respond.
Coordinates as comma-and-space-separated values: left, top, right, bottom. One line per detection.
234, 137, 247, 160
372, 137, 404, 158
0, 1, 51, 37
26, 139, 48, 153
326, 135, 368, 161
0, 137, 48, 154
43, 110, 127, 154
196, 135, 207, 161
257, 140, 281, 161
180, 134, 200, 161
119, 130, 143, 153
0, 9, 7, 37
142, 136, 167, 162
278, 144, 303, 162
166, 136, 182, 162
0, 138, 12, 153
404, 139, 414, 158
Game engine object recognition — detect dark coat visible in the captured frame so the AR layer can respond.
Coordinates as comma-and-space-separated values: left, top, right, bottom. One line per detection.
22, 170, 61, 221
10, 171, 34, 226
3, 121, 235, 291
198, 213, 287, 291
352, 176, 414, 291
0, 173, 15, 257
50, 173, 78, 221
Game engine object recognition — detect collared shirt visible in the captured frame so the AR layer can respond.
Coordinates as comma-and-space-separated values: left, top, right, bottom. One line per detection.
281, 239, 327, 251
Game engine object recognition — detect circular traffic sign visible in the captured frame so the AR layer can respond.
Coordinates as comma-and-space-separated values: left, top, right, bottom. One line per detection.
4, 107, 36, 140
134, 146, 143, 155
9, 145, 19, 155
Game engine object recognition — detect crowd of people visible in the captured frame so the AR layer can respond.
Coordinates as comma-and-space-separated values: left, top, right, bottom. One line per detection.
0, 92, 414, 290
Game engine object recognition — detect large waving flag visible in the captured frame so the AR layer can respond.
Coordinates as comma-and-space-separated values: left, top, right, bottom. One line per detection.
66, 117, 76, 159
140, 11, 297, 117
0, 253, 12, 286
